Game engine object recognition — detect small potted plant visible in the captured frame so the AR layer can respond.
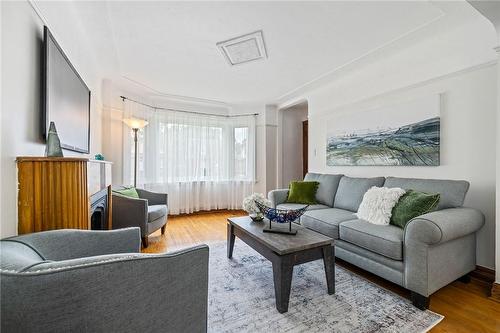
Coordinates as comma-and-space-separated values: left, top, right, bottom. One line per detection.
242, 193, 271, 222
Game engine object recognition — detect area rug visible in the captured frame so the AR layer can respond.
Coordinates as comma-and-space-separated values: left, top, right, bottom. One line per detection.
208, 240, 443, 333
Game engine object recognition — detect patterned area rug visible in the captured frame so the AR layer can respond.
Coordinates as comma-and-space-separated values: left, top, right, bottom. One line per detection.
208, 240, 443, 333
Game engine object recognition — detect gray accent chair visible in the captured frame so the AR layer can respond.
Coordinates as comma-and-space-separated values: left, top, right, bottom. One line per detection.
269, 173, 485, 310
0, 228, 209, 333
112, 188, 168, 247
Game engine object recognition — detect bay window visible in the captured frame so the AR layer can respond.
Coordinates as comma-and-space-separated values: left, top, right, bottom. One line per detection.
124, 105, 256, 214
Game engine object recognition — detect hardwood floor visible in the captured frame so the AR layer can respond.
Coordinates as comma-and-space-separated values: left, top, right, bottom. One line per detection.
141, 210, 239, 254
143, 210, 500, 333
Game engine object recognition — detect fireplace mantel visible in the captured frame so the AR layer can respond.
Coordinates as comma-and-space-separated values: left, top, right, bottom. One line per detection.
88, 160, 113, 230
88, 159, 112, 197
16, 157, 113, 234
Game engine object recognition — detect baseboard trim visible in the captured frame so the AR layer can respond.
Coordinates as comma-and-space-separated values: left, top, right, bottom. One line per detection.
470, 265, 495, 284
490, 283, 500, 303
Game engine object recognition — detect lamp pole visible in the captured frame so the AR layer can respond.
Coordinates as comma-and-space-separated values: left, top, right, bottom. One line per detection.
122, 117, 148, 188
133, 127, 139, 187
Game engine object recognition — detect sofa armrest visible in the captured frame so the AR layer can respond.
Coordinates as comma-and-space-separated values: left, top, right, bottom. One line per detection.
404, 207, 485, 245
268, 189, 289, 207
403, 207, 484, 297
136, 189, 168, 206
112, 194, 149, 235
7, 228, 141, 261
1, 245, 209, 333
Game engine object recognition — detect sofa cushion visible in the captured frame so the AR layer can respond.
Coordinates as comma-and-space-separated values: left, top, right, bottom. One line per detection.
390, 190, 440, 228
148, 205, 167, 222
276, 203, 329, 211
113, 187, 139, 198
356, 186, 406, 225
286, 181, 319, 204
304, 173, 343, 207
334, 176, 385, 212
383, 177, 469, 210
301, 208, 357, 239
339, 219, 403, 260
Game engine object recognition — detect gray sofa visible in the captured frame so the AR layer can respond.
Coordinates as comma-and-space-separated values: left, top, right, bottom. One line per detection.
269, 173, 485, 309
112, 188, 168, 248
0, 228, 209, 333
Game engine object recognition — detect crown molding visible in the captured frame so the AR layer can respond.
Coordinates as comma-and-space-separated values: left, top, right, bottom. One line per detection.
122, 76, 232, 109
309, 59, 497, 119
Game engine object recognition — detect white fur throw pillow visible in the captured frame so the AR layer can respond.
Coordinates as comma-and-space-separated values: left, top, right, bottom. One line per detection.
356, 186, 406, 225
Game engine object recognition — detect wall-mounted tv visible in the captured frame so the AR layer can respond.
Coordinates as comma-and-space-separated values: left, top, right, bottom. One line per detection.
42, 26, 90, 154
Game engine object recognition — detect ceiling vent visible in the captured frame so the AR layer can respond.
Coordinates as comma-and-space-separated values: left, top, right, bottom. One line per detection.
217, 30, 267, 66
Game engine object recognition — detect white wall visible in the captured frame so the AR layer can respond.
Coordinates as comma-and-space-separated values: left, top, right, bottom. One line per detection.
0, 1, 104, 237
101, 80, 153, 186
466, 0, 500, 284
254, 106, 270, 196
265, 105, 278, 194
496, 47, 500, 283
0, 0, 4, 238
279, 104, 308, 187
277, 9, 498, 269
305, 64, 497, 269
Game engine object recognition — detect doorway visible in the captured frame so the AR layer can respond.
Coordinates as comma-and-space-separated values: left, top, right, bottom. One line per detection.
278, 101, 308, 187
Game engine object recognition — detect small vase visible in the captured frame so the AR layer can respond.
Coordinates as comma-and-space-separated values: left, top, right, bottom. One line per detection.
45, 122, 63, 157
249, 212, 264, 222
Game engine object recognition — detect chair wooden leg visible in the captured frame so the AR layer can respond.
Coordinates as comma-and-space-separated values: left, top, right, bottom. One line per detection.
141, 236, 149, 248
161, 224, 166, 235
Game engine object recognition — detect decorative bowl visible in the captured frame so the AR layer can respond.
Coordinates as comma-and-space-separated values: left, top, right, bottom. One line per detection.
255, 201, 308, 235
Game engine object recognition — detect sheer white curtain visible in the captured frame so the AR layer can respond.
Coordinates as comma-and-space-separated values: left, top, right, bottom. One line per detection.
123, 101, 256, 214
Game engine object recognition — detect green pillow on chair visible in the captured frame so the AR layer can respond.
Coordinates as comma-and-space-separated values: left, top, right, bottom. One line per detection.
390, 189, 440, 228
113, 187, 140, 199
286, 181, 319, 205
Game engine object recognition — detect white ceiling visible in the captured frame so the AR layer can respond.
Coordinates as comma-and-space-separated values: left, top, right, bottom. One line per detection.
33, 1, 489, 105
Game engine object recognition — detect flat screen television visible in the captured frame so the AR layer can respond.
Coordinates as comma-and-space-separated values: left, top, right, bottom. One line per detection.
42, 26, 90, 154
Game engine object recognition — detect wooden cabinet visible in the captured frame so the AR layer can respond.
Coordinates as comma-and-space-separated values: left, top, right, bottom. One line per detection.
16, 157, 112, 234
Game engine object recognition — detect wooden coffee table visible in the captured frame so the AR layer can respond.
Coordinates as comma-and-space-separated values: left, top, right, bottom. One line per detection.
227, 216, 335, 313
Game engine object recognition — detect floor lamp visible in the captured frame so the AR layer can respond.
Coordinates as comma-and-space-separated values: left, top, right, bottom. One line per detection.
123, 117, 149, 187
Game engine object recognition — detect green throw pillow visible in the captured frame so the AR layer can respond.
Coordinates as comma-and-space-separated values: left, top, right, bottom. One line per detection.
390, 189, 440, 228
113, 187, 139, 199
286, 181, 319, 205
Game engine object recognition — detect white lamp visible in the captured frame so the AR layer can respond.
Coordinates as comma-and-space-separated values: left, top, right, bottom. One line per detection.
123, 117, 149, 187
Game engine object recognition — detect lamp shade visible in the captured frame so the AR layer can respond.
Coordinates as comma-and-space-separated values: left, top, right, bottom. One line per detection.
122, 117, 149, 129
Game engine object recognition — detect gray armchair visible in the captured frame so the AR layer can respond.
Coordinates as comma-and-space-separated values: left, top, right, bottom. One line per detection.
0, 228, 209, 333
112, 188, 168, 247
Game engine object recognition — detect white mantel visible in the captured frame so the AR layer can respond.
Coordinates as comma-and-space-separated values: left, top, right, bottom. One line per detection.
88, 160, 113, 197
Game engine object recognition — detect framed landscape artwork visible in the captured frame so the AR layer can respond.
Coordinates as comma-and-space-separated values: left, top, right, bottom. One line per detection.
326, 95, 440, 166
